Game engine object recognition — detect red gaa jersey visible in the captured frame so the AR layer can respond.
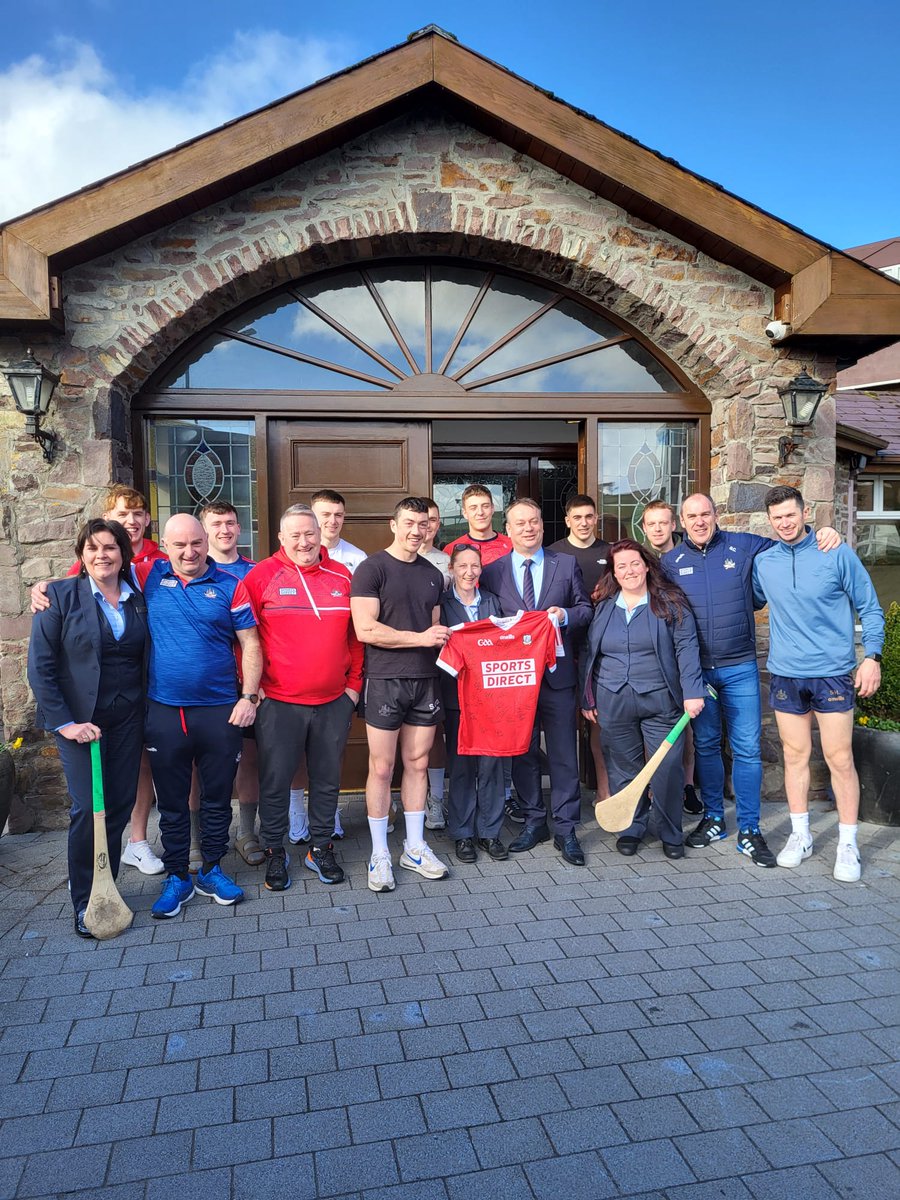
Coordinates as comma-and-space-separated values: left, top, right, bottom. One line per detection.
437, 610, 562, 756
442, 532, 513, 566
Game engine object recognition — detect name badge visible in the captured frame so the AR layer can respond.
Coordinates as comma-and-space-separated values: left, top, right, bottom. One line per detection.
679, 567, 694, 576
160, 578, 178, 588
279, 587, 297, 595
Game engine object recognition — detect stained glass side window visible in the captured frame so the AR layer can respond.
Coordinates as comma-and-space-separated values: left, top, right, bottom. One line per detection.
598, 421, 697, 543
144, 418, 259, 560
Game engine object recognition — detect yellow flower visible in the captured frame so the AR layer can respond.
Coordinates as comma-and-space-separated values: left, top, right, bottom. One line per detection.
12, 736, 23, 749
857, 717, 868, 726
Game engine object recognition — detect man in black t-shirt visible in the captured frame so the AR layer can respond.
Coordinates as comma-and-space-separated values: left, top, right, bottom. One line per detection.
548, 493, 611, 802
351, 497, 451, 892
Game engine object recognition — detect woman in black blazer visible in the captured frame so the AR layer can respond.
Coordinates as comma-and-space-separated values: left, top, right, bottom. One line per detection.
580, 539, 705, 859
438, 543, 508, 864
28, 519, 150, 937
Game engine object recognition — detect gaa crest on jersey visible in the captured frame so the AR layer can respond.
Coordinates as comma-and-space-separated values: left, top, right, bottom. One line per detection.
775, 688, 788, 701
523, 634, 532, 645
204, 588, 218, 598
331, 589, 343, 597
723, 558, 736, 571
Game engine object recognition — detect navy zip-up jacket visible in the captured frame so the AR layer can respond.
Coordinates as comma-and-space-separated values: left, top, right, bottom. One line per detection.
660, 529, 773, 669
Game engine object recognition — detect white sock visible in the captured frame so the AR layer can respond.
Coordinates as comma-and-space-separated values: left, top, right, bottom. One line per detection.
838, 823, 858, 850
405, 809, 426, 848
427, 769, 445, 800
368, 816, 390, 858
790, 811, 811, 840
290, 787, 306, 813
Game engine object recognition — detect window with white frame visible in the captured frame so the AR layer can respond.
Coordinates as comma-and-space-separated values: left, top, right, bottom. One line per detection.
856, 475, 900, 609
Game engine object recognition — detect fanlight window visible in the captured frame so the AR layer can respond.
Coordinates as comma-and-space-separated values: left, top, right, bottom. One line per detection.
161, 265, 680, 394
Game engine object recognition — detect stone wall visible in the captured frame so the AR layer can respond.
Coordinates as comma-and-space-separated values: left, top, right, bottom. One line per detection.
0, 112, 839, 822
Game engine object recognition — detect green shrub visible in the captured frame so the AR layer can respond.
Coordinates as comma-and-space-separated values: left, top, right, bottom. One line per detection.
857, 601, 900, 724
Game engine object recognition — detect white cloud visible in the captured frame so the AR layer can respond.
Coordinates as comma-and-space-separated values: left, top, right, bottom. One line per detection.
0, 30, 348, 222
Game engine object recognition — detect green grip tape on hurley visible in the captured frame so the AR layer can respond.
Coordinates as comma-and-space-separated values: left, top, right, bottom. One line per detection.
664, 710, 692, 746
90, 740, 105, 815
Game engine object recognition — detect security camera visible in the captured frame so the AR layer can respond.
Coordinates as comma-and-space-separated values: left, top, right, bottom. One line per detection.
765, 320, 792, 342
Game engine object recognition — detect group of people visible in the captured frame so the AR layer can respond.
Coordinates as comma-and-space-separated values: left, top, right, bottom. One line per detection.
26, 480, 884, 938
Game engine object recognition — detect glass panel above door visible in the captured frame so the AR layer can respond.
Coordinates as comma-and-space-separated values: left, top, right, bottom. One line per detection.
598, 420, 697, 543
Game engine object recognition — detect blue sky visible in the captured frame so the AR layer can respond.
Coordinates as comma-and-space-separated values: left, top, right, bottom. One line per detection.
1, 0, 897, 249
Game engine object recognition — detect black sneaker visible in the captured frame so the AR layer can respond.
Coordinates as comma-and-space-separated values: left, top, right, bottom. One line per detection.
686, 816, 727, 848
737, 827, 776, 868
304, 843, 345, 885
264, 847, 291, 891
683, 784, 703, 815
504, 798, 526, 824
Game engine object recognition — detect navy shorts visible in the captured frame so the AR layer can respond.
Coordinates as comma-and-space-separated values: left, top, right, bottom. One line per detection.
363, 677, 442, 730
769, 673, 855, 715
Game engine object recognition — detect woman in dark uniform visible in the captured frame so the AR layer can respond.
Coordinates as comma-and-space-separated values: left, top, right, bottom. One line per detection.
28, 519, 149, 937
580, 539, 705, 859
439, 543, 507, 864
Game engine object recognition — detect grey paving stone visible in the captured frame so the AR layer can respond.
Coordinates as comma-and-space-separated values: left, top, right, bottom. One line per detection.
676, 1085, 770, 1131
94, 1032, 166, 1072
469, 1116, 554, 1168
524, 1150, 618, 1199
463, 1016, 531, 1051
16, 1143, 111, 1198
234, 1077, 307, 1121
274, 1108, 351, 1155
744, 1116, 843, 1168
269, 1042, 338, 1079
395, 1128, 479, 1181
540, 1105, 628, 1153
813, 1108, 900, 1156
0, 1109, 80, 1158
422, 1084, 500, 1131
366, 1179, 448, 1200
810, 1066, 900, 1109
612, 1094, 700, 1141
673, 1126, 770, 1180
818, 1151, 900, 1199
443, 1048, 517, 1088
337, 1031, 404, 1069
197, 1049, 268, 1090
479, 986, 544, 1019
570, 1030, 645, 1068
193, 1116, 271, 1168
747, 1076, 837, 1120
75, 1097, 158, 1145
744, 1164, 841, 1200
107, 1130, 192, 1182
602, 1137, 695, 1191
19, 1044, 97, 1081
124, 1059, 198, 1100
398, 1023, 468, 1060
0, 1079, 51, 1118
347, 1095, 426, 1144
445, 1164, 534, 1200
622, 1056, 705, 1098
146, 1166, 233, 1200
156, 1085, 233, 1131
665, 1180, 754, 1200
231, 1153, 317, 1199
490, 1076, 572, 1120
316, 1139, 400, 1196
0, 1158, 25, 1200
377, 1057, 450, 1099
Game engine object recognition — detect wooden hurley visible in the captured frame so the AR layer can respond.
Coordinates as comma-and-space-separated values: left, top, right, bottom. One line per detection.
82, 741, 134, 939
594, 710, 692, 833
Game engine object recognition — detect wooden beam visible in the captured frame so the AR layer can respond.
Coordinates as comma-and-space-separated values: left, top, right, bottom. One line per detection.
785, 251, 900, 337
432, 38, 825, 276
7, 38, 435, 258
0, 232, 52, 321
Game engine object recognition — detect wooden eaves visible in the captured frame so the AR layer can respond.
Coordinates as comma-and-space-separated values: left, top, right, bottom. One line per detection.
1, 26, 899, 357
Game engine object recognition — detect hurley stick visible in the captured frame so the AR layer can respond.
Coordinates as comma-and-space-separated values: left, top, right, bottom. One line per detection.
83, 740, 133, 939
595, 710, 693, 833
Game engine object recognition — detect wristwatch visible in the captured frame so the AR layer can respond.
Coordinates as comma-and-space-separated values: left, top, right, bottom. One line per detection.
866, 654, 882, 664
240, 693, 259, 703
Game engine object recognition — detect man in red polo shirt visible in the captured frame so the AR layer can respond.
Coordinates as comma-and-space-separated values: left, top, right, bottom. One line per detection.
243, 505, 363, 891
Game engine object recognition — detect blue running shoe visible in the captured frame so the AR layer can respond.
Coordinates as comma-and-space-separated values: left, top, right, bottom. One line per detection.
151, 875, 195, 919
195, 864, 244, 906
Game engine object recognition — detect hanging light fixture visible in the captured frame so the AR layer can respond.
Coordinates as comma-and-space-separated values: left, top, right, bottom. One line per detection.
1, 348, 60, 463
777, 369, 828, 466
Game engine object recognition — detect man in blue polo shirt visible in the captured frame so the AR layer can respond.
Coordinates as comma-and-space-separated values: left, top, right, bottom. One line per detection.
138, 514, 262, 917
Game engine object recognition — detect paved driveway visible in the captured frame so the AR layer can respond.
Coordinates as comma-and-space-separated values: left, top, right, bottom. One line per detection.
1, 798, 898, 1199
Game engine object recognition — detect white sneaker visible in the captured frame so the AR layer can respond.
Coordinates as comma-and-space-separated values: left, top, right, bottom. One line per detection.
399, 840, 449, 880
333, 807, 344, 840
289, 798, 309, 844
367, 852, 395, 893
121, 840, 165, 875
424, 792, 446, 830
833, 842, 861, 883
776, 831, 813, 868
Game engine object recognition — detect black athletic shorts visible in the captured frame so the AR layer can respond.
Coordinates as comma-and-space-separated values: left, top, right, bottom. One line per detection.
362, 677, 442, 730
769, 673, 855, 715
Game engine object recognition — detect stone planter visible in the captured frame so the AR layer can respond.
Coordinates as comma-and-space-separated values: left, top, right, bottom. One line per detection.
0, 747, 14, 838
853, 725, 900, 826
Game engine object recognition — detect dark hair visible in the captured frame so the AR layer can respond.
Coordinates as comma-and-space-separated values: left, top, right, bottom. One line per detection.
592, 538, 690, 622
75, 519, 134, 585
393, 496, 429, 518
765, 485, 804, 511
199, 502, 238, 520
565, 493, 596, 514
461, 484, 493, 506
311, 489, 346, 507
449, 542, 483, 566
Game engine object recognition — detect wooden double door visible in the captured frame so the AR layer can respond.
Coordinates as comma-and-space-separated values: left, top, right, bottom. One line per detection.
268, 419, 432, 790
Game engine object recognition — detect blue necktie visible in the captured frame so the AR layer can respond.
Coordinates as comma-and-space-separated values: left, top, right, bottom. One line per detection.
522, 559, 536, 610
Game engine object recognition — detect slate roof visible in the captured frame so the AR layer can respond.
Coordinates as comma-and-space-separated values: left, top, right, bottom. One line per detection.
836, 391, 900, 463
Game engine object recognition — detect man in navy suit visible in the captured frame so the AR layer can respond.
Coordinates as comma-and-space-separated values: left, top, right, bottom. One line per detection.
481, 499, 592, 865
